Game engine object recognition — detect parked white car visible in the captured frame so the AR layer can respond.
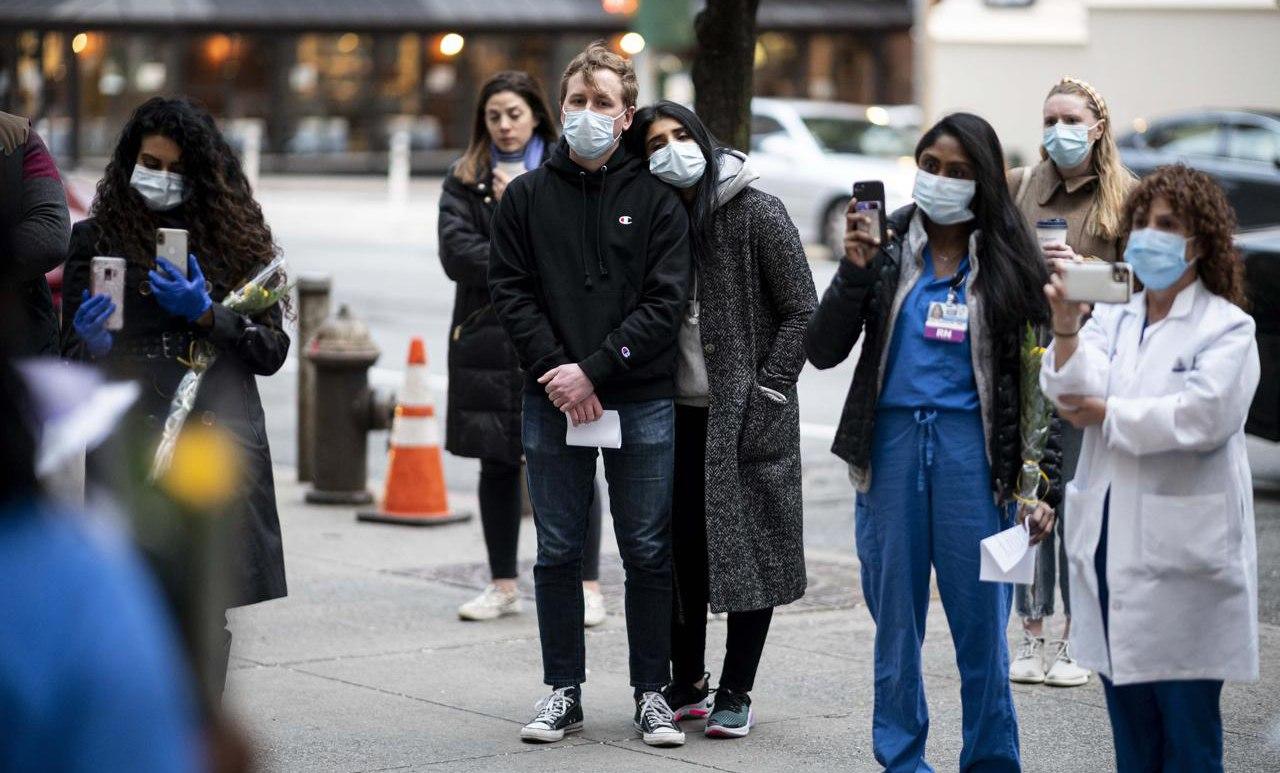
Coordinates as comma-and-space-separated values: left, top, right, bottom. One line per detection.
748, 98, 920, 258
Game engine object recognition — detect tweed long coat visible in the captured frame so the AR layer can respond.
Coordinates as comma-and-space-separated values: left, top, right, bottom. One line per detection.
699, 186, 817, 612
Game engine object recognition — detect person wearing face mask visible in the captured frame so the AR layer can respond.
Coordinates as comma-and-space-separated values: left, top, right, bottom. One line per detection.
488, 43, 692, 747
439, 71, 609, 628
1006, 78, 1137, 689
1040, 164, 1258, 773
807, 113, 1062, 772
623, 102, 816, 738
61, 97, 290, 691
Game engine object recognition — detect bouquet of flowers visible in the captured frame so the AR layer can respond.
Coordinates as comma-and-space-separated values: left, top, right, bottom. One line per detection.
1016, 323, 1054, 506
149, 257, 293, 481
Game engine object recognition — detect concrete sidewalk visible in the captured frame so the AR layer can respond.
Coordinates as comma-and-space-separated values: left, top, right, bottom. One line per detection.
226, 472, 1280, 772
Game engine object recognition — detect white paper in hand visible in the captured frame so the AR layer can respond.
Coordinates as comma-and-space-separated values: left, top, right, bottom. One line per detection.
565, 410, 622, 449
980, 520, 1037, 584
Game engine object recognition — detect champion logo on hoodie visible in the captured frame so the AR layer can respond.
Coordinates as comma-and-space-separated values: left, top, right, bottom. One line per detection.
618, 215, 633, 225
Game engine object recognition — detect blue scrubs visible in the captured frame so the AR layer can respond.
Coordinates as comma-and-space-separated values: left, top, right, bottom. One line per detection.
857, 247, 1020, 772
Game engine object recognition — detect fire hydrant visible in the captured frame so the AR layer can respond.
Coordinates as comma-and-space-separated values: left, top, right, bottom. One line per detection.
304, 305, 394, 504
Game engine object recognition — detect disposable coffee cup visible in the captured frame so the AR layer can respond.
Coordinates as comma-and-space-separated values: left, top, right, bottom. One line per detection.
1036, 218, 1068, 247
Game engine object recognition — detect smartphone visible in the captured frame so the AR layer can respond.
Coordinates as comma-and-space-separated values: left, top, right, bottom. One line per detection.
852, 180, 887, 244
157, 227, 189, 277
1061, 261, 1133, 304
90, 256, 127, 330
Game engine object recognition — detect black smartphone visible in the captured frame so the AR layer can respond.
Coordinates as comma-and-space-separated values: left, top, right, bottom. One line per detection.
852, 180, 887, 244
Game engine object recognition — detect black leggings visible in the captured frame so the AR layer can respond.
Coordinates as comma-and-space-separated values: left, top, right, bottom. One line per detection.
478, 457, 601, 582
670, 405, 774, 693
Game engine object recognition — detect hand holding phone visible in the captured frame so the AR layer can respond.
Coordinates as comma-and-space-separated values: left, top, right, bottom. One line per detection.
843, 181, 887, 268
1058, 260, 1132, 304
156, 228, 189, 277
90, 256, 126, 330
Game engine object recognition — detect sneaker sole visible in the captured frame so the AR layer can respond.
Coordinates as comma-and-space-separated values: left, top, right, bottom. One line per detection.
1009, 673, 1046, 685
673, 700, 712, 722
583, 613, 607, 628
705, 708, 754, 739
634, 722, 686, 747
520, 721, 583, 743
1045, 674, 1090, 688
458, 604, 522, 622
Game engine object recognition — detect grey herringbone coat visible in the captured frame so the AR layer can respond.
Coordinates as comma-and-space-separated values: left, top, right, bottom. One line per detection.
699, 185, 817, 612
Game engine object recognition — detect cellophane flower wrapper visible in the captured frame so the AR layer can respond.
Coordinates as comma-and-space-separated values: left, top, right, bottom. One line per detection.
1017, 323, 1055, 506
150, 258, 293, 480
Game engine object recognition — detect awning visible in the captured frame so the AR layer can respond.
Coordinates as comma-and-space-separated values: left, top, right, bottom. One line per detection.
0, 0, 911, 33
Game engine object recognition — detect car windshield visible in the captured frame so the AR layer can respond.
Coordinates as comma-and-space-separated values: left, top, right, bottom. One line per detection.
801, 117, 917, 158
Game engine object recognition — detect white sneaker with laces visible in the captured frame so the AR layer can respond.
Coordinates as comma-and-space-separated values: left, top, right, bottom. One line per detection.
583, 587, 607, 628
457, 584, 521, 621
1044, 639, 1090, 687
634, 691, 686, 747
1009, 630, 1046, 684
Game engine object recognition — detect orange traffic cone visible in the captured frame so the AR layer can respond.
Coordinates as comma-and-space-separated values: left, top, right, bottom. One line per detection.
358, 338, 471, 526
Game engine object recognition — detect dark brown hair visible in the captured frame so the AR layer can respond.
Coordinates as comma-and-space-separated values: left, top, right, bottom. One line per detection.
559, 40, 638, 108
455, 71, 558, 185
1122, 164, 1246, 307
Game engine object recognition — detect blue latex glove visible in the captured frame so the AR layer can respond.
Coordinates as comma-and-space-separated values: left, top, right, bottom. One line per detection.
73, 290, 115, 358
149, 255, 212, 322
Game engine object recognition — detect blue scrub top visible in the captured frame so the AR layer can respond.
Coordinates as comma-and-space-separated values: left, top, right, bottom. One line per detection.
878, 245, 980, 411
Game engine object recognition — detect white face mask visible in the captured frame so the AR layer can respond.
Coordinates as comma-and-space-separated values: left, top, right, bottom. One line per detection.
130, 165, 188, 211
648, 140, 707, 188
562, 106, 624, 160
912, 169, 976, 226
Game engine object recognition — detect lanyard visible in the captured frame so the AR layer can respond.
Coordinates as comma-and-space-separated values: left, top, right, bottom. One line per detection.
944, 268, 967, 305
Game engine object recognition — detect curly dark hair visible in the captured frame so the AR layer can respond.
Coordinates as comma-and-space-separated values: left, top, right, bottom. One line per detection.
90, 96, 282, 305
1122, 164, 1245, 307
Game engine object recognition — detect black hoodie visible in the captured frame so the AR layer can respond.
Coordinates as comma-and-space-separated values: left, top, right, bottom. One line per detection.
488, 137, 692, 403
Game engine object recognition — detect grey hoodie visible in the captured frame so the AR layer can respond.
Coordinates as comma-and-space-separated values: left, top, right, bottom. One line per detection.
675, 150, 760, 406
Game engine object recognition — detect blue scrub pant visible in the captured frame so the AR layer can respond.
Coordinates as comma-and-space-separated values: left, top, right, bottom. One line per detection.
856, 408, 1020, 772
1095, 494, 1225, 773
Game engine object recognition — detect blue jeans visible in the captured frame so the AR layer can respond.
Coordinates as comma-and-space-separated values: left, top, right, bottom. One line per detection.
857, 408, 1020, 772
1095, 493, 1225, 772
522, 393, 675, 692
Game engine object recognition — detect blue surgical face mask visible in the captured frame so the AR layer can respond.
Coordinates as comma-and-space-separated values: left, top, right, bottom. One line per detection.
648, 140, 706, 188
1042, 121, 1098, 169
912, 169, 976, 225
130, 164, 188, 211
1124, 227, 1194, 290
561, 106, 624, 160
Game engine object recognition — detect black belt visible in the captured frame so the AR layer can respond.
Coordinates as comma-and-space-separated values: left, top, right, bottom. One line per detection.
114, 331, 200, 361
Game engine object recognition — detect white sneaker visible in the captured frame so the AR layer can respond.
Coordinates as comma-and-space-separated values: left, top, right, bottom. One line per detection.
1009, 631, 1046, 684
583, 587, 607, 628
1044, 640, 1090, 687
457, 584, 521, 621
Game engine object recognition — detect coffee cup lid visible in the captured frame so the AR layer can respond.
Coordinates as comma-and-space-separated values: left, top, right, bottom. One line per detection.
1036, 218, 1067, 228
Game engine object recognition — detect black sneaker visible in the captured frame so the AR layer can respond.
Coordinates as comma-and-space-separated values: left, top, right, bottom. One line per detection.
705, 687, 754, 738
520, 687, 583, 743
634, 691, 686, 747
664, 673, 712, 722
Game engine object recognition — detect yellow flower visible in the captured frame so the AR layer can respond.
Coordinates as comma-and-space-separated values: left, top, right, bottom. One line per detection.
1031, 346, 1046, 358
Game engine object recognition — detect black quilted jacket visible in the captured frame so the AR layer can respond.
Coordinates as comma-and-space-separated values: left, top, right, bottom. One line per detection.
806, 205, 1062, 508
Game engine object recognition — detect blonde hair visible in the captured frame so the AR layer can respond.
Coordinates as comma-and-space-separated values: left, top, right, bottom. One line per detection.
559, 41, 638, 108
1042, 76, 1132, 241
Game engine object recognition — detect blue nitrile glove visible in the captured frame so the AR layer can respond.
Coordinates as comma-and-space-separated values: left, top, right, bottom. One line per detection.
73, 290, 115, 358
149, 254, 212, 322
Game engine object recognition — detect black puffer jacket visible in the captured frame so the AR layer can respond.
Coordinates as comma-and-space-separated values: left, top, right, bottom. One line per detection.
438, 148, 550, 463
806, 205, 1062, 507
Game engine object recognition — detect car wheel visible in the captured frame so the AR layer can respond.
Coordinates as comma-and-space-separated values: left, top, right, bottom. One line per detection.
823, 197, 850, 261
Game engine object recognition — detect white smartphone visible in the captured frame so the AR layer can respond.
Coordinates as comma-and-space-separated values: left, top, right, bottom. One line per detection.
90, 256, 126, 330
156, 227, 189, 277
1061, 261, 1133, 304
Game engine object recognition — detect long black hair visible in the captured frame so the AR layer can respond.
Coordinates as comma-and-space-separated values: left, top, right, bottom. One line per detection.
916, 113, 1049, 332
455, 70, 559, 185
91, 97, 280, 300
625, 101, 721, 265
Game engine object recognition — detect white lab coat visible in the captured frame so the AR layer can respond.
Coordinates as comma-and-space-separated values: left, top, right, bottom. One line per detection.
1039, 279, 1260, 685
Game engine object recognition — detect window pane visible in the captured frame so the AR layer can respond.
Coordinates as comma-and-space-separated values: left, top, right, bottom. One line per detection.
800, 117, 915, 158
1226, 123, 1279, 164
1147, 121, 1223, 156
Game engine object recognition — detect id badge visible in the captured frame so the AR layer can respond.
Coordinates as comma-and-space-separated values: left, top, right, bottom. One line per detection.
924, 301, 968, 343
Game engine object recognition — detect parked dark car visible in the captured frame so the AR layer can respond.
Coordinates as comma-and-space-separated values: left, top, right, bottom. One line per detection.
1239, 225, 1280, 441
1118, 109, 1280, 230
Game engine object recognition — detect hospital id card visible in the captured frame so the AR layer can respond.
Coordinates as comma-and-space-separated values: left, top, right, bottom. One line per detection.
924, 301, 968, 343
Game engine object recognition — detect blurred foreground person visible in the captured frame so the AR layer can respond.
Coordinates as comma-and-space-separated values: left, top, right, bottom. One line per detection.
1007, 76, 1137, 688
0, 357, 201, 773
807, 113, 1060, 772
0, 110, 71, 355
627, 101, 816, 738
60, 96, 290, 692
1040, 165, 1259, 773
440, 70, 607, 626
